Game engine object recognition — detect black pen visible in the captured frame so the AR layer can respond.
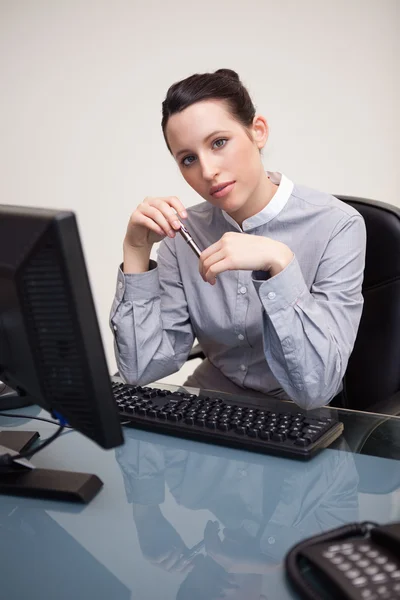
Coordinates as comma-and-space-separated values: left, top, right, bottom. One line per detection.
178, 220, 202, 258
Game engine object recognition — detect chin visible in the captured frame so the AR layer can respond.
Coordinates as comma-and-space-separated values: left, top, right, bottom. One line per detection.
219, 196, 247, 216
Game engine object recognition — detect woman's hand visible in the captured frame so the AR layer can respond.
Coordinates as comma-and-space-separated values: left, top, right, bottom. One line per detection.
132, 504, 196, 574
199, 232, 293, 284
124, 196, 188, 251
204, 521, 280, 575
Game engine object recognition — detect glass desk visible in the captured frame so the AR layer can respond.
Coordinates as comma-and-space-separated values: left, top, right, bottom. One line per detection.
0, 382, 400, 600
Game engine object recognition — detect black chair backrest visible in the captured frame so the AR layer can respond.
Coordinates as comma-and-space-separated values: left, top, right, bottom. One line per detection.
336, 196, 400, 410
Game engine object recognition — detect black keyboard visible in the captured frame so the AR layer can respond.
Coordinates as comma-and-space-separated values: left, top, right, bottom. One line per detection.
111, 379, 344, 460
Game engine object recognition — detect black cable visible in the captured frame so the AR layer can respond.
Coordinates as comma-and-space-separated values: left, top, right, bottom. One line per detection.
0, 411, 128, 430
0, 411, 73, 428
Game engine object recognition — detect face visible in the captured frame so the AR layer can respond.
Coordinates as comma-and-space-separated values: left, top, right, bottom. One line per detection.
166, 100, 269, 222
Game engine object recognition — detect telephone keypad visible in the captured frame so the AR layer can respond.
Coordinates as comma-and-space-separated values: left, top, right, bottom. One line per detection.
302, 537, 400, 600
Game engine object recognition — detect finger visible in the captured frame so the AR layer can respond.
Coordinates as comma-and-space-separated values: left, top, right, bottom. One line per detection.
178, 560, 197, 575
140, 204, 177, 238
171, 554, 198, 574
199, 240, 221, 262
159, 548, 182, 571
199, 242, 222, 279
174, 553, 204, 574
202, 250, 226, 280
164, 196, 188, 220
204, 257, 231, 285
204, 520, 223, 556
134, 214, 165, 237
150, 548, 176, 564
149, 199, 184, 231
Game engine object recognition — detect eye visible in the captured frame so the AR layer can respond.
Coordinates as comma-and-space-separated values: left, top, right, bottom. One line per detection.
213, 138, 227, 149
181, 155, 196, 167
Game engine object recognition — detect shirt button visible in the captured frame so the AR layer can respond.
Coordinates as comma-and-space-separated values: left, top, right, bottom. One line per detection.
238, 334, 244, 341
113, 325, 117, 331
239, 286, 247, 294
240, 364, 247, 371
118, 281, 123, 290
267, 291, 276, 300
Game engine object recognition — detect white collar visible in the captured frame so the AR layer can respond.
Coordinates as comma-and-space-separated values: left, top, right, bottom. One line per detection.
222, 171, 294, 231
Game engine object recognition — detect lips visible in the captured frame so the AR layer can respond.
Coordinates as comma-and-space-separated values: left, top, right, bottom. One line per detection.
210, 181, 235, 196
211, 182, 235, 199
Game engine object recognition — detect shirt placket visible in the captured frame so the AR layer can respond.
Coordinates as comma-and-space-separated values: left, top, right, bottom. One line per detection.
234, 271, 250, 383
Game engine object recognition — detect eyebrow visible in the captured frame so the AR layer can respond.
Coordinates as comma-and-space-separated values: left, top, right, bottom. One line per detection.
175, 130, 230, 159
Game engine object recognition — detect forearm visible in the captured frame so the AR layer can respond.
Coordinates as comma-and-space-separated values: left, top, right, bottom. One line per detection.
263, 299, 349, 409
253, 255, 364, 410
110, 242, 195, 385
123, 241, 152, 274
111, 283, 193, 385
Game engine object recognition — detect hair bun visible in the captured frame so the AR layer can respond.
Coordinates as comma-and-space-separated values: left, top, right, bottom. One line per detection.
215, 68, 240, 82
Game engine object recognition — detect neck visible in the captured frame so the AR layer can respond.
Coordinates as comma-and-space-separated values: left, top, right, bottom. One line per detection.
230, 170, 278, 227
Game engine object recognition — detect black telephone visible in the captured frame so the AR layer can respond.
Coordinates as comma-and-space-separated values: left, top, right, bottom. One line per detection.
285, 521, 400, 600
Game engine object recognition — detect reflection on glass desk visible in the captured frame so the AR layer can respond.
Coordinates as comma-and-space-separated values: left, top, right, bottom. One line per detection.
0, 385, 400, 600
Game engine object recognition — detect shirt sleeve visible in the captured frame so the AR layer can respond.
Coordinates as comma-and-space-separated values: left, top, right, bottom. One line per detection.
109, 239, 195, 385
252, 214, 367, 410
115, 438, 166, 504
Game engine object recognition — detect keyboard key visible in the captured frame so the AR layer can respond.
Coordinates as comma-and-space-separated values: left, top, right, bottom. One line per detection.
233, 426, 245, 435
391, 570, 400, 579
217, 422, 232, 432
272, 432, 287, 442
167, 413, 182, 422
247, 428, 258, 438
294, 438, 311, 447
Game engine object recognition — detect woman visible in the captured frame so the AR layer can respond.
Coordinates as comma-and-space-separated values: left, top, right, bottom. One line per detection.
110, 68, 366, 410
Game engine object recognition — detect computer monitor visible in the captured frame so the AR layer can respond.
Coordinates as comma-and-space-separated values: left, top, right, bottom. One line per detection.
0, 204, 124, 501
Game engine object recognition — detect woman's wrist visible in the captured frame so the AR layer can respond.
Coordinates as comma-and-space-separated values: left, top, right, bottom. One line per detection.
123, 240, 152, 274
268, 241, 294, 277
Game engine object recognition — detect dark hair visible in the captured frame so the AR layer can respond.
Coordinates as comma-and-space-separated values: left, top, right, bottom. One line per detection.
161, 68, 256, 153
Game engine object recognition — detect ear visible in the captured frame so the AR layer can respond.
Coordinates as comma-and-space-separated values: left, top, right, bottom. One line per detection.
251, 114, 269, 150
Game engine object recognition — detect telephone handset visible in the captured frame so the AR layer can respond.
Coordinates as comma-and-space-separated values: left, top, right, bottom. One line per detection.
285, 521, 400, 600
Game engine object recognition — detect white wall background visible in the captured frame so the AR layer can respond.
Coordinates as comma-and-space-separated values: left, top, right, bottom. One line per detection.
1, 0, 399, 380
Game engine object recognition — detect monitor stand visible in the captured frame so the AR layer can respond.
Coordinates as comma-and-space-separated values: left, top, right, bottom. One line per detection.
0, 430, 103, 503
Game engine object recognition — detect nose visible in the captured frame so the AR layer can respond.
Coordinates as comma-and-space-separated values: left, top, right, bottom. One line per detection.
199, 154, 220, 181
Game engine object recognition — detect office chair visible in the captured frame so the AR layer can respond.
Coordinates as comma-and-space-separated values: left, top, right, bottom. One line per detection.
187, 196, 400, 416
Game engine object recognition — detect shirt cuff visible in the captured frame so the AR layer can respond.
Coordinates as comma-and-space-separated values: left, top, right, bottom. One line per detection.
252, 255, 308, 314
115, 260, 159, 302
